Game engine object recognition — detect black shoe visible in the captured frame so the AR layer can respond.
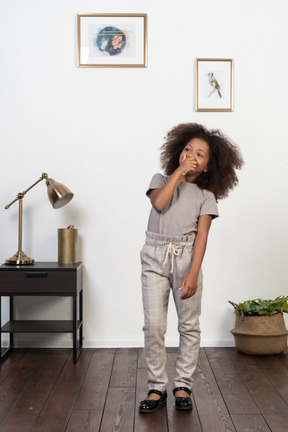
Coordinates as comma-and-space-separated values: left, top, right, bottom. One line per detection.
173, 387, 193, 411
139, 389, 167, 413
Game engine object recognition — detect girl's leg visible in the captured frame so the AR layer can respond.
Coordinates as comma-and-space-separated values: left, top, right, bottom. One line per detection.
171, 246, 203, 390
141, 239, 171, 392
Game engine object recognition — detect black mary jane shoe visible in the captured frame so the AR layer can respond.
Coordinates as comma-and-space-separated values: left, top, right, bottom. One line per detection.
139, 389, 167, 413
173, 387, 193, 411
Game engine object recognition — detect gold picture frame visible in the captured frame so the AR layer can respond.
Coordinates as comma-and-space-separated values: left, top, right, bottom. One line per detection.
77, 13, 147, 68
196, 58, 234, 111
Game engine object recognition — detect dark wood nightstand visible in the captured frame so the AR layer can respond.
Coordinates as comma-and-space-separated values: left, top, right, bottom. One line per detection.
0, 262, 83, 363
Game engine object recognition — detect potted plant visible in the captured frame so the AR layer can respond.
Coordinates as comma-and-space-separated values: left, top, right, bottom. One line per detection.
228, 296, 288, 355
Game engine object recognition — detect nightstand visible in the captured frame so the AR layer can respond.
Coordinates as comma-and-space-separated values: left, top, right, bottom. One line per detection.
0, 262, 83, 363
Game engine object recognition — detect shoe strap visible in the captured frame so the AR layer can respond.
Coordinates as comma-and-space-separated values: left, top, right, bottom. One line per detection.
173, 386, 191, 396
148, 389, 165, 397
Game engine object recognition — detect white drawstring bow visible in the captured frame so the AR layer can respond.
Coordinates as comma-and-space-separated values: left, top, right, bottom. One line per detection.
163, 242, 179, 273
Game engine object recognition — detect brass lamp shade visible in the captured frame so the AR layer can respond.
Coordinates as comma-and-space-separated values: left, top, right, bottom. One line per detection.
46, 178, 74, 209
5, 173, 74, 265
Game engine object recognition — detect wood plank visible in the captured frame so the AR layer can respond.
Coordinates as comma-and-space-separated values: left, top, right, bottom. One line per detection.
229, 349, 288, 431
1, 347, 288, 432
135, 367, 168, 432
0, 350, 70, 432
256, 355, 288, 404
65, 410, 102, 432
109, 348, 138, 388
74, 349, 115, 410
231, 414, 271, 432
276, 348, 288, 369
100, 387, 135, 432
205, 347, 260, 415
193, 349, 236, 432
0, 349, 49, 425
167, 395, 203, 432
137, 348, 146, 369
0, 349, 27, 384
31, 349, 93, 431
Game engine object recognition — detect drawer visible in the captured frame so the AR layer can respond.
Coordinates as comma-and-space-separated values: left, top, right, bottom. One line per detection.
0, 270, 78, 294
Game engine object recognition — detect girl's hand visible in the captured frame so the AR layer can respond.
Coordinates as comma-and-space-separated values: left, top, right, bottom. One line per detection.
179, 153, 197, 176
179, 273, 198, 300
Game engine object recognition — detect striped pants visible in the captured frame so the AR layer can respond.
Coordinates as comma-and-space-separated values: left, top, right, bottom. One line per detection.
140, 231, 203, 392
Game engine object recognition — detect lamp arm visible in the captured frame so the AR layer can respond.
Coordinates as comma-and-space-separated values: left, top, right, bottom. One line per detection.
5, 173, 48, 209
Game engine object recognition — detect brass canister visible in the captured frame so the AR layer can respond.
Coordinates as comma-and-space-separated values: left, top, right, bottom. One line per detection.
58, 226, 78, 264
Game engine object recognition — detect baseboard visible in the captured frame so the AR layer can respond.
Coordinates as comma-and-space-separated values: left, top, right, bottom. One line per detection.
12, 336, 235, 349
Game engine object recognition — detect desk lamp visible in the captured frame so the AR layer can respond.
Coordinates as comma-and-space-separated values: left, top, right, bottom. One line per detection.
5, 173, 73, 265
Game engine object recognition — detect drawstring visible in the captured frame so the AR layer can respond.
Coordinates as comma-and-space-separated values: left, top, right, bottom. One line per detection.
163, 242, 179, 273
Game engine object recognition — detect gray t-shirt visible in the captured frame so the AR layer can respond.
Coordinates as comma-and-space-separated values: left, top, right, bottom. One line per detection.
146, 173, 219, 236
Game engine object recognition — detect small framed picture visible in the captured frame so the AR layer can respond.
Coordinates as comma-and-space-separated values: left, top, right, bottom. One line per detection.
77, 13, 147, 68
196, 58, 234, 111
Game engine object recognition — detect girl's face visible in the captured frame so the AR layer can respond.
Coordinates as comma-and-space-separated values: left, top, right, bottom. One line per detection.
179, 138, 210, 177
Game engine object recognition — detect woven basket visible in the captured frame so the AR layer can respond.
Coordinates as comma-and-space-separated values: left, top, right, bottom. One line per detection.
229, 300, 288, 355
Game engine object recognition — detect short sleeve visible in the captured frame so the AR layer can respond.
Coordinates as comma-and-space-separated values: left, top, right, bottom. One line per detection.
200, 190, 219, 219
146, 173, 166, 197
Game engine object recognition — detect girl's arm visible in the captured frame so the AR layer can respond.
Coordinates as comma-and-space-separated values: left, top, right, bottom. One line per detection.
150, 155, 196, 211
179, 214, 212, 300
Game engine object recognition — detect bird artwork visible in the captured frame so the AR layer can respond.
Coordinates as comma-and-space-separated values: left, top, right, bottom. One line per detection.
208, 72, 222, 98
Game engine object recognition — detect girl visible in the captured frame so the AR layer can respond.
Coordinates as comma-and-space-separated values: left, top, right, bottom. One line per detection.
139, 123, 243, 413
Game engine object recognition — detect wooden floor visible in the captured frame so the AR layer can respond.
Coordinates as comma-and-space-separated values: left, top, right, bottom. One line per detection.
0, 347, 288, 431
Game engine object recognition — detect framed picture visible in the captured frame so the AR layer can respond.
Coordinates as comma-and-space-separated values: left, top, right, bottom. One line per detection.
196, 59, 234, 111
77, 13, 147, 68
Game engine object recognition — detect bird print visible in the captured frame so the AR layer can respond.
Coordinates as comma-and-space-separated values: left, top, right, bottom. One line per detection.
208, 72, 222, 98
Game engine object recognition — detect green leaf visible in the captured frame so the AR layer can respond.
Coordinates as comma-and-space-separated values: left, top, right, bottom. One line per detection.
232, 296, 288, 316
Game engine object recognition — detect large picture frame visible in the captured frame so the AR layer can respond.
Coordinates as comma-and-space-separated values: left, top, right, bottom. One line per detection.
196, 58, 234, 111
77, 13, 147, 68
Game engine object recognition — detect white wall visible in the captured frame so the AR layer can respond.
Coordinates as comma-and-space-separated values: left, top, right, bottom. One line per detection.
1, 0, 288, 348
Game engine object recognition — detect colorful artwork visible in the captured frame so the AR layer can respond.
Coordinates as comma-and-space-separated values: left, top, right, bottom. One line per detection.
77, 14, 147, 67
94, 26, 127, 56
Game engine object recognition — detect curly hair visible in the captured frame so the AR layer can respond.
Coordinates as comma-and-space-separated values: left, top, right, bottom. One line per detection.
160, 123, 244, 200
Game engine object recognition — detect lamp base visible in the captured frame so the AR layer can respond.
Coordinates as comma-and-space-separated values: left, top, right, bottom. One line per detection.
5, 250, 34, 265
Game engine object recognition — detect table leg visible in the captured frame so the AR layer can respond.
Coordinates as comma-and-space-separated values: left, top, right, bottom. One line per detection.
0, 296, 2, 357
79, 289, 83, 352
10, 296, 14, 348
72, 290, 83, 363
0, 296, 13, 360
73, 294, 77, 363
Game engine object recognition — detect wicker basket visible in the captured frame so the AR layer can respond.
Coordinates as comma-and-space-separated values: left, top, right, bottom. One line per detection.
229, 301, 288, 355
